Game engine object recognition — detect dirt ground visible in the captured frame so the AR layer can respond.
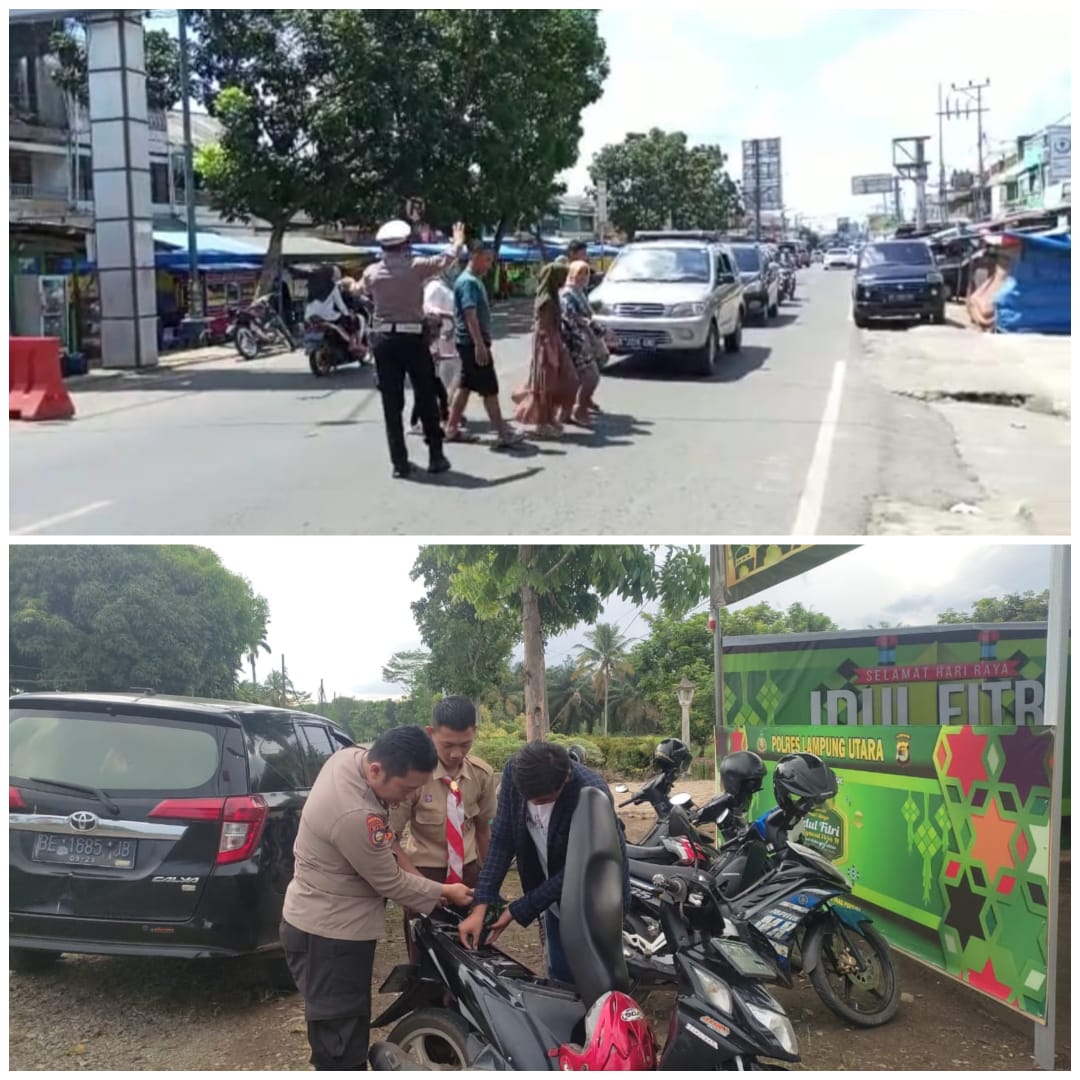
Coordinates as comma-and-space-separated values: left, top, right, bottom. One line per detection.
9, 779, 1070, 1071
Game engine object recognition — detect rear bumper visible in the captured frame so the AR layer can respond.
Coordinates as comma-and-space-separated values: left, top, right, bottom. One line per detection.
9, 912, 267, 960
855, 300, 941, 319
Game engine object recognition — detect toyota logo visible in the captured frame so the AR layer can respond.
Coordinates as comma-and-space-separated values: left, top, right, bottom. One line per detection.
69, 811, 98, 832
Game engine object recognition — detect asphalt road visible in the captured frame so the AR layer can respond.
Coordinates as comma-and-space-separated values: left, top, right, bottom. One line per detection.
6, 269, 1014, 536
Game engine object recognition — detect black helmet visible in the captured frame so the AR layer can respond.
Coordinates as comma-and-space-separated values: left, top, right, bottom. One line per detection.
719, 750, 767, 810
654, 737, 692, 775
773, 753, 838, 819
567, 744, 588, 765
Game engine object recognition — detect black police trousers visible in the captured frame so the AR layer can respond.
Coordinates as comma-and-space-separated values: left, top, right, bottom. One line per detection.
370, 331, 443, 468
280, 920, 377, 1071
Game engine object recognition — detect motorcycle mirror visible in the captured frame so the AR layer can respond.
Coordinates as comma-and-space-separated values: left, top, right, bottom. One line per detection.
671, 792, 692, 807
614, 784, 629, 793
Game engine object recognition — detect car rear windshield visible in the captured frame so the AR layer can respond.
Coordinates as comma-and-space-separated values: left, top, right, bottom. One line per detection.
607, 246, 710, 283
860, 242, 933, 267
731, 247, 761, 272
827, 248, 849, 255
9, 708, 223, 793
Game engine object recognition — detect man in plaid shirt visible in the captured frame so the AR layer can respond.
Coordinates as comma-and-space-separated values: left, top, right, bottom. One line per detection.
458, 742, 630, 983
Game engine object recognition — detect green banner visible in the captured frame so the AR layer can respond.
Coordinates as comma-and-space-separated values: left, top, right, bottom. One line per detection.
734, 725, 1055, 1021
710, 545, 857, 607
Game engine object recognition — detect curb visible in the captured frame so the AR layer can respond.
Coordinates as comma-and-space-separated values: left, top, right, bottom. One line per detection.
64, 350, 235, 388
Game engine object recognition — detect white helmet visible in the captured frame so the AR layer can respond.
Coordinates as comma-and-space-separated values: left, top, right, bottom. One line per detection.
376, 219, 412, 247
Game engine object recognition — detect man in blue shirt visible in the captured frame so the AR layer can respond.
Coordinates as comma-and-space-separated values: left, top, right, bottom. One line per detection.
445, 243, 522, 448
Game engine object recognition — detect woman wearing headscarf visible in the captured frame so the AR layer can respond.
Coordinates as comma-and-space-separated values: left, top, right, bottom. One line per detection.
512, 263, 578, 437
558, 259, 602, 427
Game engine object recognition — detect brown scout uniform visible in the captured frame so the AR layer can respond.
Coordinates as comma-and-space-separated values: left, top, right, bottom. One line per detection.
283, 745, 443, 939
388, 755, 497, 875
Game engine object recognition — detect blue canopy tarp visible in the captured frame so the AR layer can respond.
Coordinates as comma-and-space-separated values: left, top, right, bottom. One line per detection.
153, 231, 264, 272
994, 231, 1071, 335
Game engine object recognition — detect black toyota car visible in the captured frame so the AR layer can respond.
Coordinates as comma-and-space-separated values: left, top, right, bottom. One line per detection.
9, 692, 353, 975
852, 240, 946, 327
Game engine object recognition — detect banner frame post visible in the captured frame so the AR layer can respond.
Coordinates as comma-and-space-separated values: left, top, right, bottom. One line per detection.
1033, 545, 1068, 1069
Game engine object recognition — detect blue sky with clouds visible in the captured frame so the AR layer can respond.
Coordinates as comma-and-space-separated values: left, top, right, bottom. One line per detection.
561, 5, 1072, 228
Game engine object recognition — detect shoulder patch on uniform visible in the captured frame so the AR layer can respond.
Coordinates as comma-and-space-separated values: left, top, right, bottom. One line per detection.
367, 813, 392, 849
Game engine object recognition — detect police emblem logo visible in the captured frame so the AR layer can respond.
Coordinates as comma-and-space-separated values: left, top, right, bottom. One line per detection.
367, 813, 392, 848
896, 732, 911, 766
424, 794, 434, 803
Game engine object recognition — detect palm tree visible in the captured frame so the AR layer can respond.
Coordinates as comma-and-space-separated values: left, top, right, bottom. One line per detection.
574, 623, 633, 737
547, 659, 597, 734
246, 636, 271, 687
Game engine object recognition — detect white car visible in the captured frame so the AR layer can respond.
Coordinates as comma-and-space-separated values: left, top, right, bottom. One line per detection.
823, 247, 854, 270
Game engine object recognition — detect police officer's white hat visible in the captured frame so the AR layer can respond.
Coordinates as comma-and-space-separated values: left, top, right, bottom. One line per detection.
376, 219, 412, 247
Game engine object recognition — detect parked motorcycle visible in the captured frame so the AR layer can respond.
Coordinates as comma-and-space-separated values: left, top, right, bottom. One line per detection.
234, 295, 295, 359
369, 786, 799, 1071
621, 751, 901, 1028
197, 309, 237, 348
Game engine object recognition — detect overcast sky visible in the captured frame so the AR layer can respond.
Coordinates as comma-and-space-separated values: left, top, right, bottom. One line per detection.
560, 5, 1071, 227
207, 542, 1052, 701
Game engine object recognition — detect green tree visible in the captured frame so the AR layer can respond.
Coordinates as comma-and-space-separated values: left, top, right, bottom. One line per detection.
420, 545, 709, 741
589, 129, 741, 239
10, 546, 269, 697
574, 622, 633, 737
547, 658, 597, 735
48, 20, 183, 111
720, 601, 838, 637
409, 548, 519, 716
381, 649, 434, 696
420, 10, 609, 251
938, 590, 1050, 624
189, 11, 390, 291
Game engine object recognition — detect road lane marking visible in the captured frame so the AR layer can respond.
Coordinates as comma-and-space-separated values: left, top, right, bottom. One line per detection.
792, 360, 846, 535
12, 501, 113, 536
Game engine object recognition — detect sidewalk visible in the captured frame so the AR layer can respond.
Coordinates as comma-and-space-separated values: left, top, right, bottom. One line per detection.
859, 321, 1071, 535
66, 345, 238, 388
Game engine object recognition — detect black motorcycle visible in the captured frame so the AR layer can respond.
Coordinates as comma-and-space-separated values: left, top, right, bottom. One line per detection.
234, 295, 295, 359
779, 266, 797, 303
370, 786, 799, 1071
621, 756, 901, 1028
305, 297, 372, 377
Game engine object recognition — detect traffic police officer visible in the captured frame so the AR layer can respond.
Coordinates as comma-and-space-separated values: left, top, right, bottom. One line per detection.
280, 725, 474, 1070
363, 219, 468, 478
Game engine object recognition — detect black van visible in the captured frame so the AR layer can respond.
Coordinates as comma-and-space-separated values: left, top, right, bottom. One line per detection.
9, 692, 353, 973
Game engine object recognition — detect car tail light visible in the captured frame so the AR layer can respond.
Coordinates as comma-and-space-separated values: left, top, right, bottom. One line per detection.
217, 796, 268, 865
149, 795, 268, 864
10, 786, 27, 811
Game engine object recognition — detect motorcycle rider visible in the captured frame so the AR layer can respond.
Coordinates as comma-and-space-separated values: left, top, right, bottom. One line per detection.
304, 265, 356, 350
458, 741, 630, 983
362, 219, 468, 479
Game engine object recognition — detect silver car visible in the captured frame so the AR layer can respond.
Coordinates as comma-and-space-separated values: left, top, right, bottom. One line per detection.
589, 232, 745, 376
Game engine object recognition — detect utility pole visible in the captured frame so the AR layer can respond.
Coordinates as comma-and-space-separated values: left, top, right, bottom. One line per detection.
946, 79, 991, 220
318, 679, 326, 707
280, 655, 287, 707
753, 138, 762, 241
936, 82, 948, 222
177, 10, 202, 325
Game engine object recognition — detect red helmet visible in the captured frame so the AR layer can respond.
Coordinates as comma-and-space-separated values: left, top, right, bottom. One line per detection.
557, 991, 657, 1071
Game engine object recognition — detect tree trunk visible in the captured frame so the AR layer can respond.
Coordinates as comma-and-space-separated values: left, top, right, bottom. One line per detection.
490, 216, 507, 294
519, 545, 548, 742
533, 220, 546, 264
257, 217, 289, 296
249, 655, 256, 686
603, 672, 610, 737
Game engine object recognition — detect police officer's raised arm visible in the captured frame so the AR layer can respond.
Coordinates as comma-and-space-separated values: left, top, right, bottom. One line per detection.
330, 808, 471, 910
412, 222, 468, 279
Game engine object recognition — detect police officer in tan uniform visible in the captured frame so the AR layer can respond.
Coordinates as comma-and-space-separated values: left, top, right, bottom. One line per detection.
389, 697, 496, 961
363, 220, 468, 479
280, 726, 473, 1070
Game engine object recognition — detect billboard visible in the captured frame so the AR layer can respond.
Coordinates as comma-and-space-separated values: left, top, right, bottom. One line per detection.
742, 138, 783, 212
1047, 125, 1071, 183
852, 173, 895, 196
723, 623, 1069, 1023
711, 545, 856, 607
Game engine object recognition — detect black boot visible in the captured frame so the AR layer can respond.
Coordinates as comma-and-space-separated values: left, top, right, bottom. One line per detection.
428, 452, 451, 475
393, 460, 415, 479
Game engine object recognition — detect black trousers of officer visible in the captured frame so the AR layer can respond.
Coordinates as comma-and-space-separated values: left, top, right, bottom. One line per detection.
281, 920, 377, 1070
370, 330, 443, 468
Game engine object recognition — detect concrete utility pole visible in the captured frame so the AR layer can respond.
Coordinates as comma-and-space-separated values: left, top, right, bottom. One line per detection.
946, 79, 991, 219
754, 139, 762, 241
178, 10, 201, 326
936, 83, 948, 222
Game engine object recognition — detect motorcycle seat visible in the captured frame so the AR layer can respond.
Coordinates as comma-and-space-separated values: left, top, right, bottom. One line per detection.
627, 859, 711, 886
625, 842, 677, 863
